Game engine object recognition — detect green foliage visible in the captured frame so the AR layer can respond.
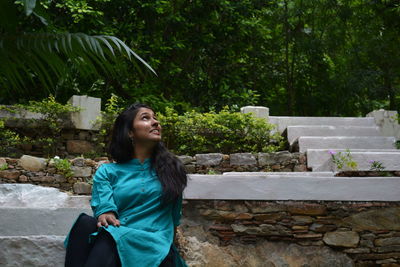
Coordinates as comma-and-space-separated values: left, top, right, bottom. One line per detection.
2, 0, 400, 116
396, 140, 400, 150
0, 96, 81, 156
52, 156, 73, 178
0, 0, 155, 103
0, 162, 7, 171
94, 94, 125, 153
22, 95, 80, 156
0, 119, 31, 157
329, 149, 358, 171
159, 107, 284, 155
369, 160, 386, 172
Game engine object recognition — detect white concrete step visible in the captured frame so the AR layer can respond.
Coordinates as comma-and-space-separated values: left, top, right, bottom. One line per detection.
307, 149, 400, 171
0, 235, 65, 267
286, 125, 381, 145
223, 172, 334, 177
269, 116, 376, 133
0, 184, 91, 236
186, 174, 400, 201
298, 136, 396, 153
0, 207, 91, 236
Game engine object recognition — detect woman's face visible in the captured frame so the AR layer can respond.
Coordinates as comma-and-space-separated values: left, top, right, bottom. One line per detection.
130, 107, 162, 144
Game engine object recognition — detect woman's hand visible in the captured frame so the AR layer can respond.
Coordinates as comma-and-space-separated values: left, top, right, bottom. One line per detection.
97, 212, 120, 228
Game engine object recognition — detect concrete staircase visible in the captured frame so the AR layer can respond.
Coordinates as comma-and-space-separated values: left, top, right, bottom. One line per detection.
2, 173, 400, 266
0, 184, 91, 266
270, 116, 400, 171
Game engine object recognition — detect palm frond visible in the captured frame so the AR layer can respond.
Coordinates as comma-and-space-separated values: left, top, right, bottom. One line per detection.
0, 32, 156, 95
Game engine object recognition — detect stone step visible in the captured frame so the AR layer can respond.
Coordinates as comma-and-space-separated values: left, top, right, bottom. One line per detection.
298, 136, 396, 153
269, 116, 376, 133
286, 125, 381, 145
223, 172, 334, 177
307, 149, 400, 171
186, 174, 400, 201
0, 184, 91, 236
0, 207, 91, 236
0, 235, 65, 267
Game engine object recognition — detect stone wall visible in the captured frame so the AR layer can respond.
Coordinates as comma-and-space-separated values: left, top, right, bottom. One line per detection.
0, 152, 308, 194
180, 200, 400, 267
6, 128, 102, 158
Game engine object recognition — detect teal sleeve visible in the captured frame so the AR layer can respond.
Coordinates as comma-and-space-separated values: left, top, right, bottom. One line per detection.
91, 164, 119, 219
172, 196, 183, 227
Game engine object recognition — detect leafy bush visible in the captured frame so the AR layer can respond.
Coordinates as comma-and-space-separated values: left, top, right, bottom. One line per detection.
0, 119, 31, 157
52, 156, 74, 178
0, 96, 80, 157
159, 107, 284, 155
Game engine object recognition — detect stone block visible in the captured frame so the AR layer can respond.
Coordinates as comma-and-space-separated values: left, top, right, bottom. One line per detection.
376, 246, 400, 253
73, 182, 92, 195
308, 149, 400, 171
19, 155, 47, 172
184, 164, 196, 173
245, 202, 287, 213
310, 223, 337, 233
195, 153, 223, 166
342, 208, 400, 231
185, 174, 400, 201
230, 153, 256, 166
71, 157, 85, 167
177, 155, 194, 165
343, 248, 370, 254
287, 125, 381, 145
240, 106, 269, 119
268, 116, 376, 134
72, 166, 92, 177
0, 170, 21, 180
0, 236, 65, 267
54, 174, 67, 183
292, 216, 314, 224
18, 175, 28, 182
30, 176, 55, 183
367, 109, 400, 139
323, 231, 360, 247
68, 95, 101, 130
258, 153, 275, 166
287, 204, 327, 216
375, 237, 400, 247
66, 140, 94, 154
299, 136, 396, 153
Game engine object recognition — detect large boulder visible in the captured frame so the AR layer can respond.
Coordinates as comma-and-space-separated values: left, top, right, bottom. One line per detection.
19, 155, 47, 172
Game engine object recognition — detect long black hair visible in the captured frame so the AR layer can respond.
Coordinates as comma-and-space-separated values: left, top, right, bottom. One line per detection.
108, 103, 187, 203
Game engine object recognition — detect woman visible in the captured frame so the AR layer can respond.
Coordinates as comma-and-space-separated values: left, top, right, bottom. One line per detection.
64, 103, 188, 267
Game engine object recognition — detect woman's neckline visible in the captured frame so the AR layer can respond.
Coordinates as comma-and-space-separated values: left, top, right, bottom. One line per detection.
130, 158, 150, 165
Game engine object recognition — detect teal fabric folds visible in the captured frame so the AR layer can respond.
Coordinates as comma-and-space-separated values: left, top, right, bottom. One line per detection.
65, 158, 187, 267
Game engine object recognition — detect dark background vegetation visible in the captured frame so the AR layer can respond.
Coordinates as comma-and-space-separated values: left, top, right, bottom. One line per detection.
1, 0, 399, 116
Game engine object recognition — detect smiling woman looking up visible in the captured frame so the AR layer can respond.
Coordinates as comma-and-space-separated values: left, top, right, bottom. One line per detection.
64, 103, 188, 267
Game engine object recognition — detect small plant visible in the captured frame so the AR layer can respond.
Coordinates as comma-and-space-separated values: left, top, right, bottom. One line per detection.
207, 169, 217, 175
53, 156, 74, 178
396, 140, 400, 150
369, 160, 386, 171
329, 149, 358, 171
0, 162, 8, 170
93, 94, 125, 154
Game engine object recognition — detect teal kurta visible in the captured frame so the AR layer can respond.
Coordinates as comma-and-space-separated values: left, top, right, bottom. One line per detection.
65, 158, 187, 267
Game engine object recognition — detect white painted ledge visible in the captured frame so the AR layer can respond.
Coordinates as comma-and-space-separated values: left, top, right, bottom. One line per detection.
184, 174, 400, 201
